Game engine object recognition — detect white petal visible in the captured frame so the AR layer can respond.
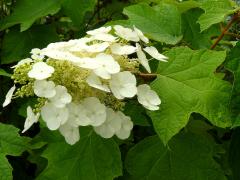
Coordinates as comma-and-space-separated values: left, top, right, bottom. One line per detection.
11, 58, 33, 68
22, 106, 39, 133
59, 123, 80, 145
67, 103, 92, 126
109, 71, 137, 99
114, 25, 139, 42
75, 57, 101, 70
31, 54, 44, 60
92, 33, 117, 42
50, 85, 72, 108
115, 128, 131, 139
93, 108, 121, 138
119, 84, 137, 98
28, 62, 54, 80
110, 44, 137, 55
42, 50, 78, 61
3, 85, 16, 107
136, 43, 151, 73
33, 80, 56, 98
137, 84, 161, 111
143, 104, 159, 111
86, 73, 110, 92
94, 125, 115, 138
41, 103, 69, 130
71, 42, 109, 53
143, 46, 168, 62
30, 48, 42, 55
95, 53, 120, 75
115, 112, 133, 139
93, 68, 111, 79
81, 97, 106, 126
134, 26, 149, 43
87, 26, 112, 35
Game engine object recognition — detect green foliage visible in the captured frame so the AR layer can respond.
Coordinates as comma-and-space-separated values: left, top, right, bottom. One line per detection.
1, 0, 240, 179
37, 128, 122, 180
229, 128, 240, 180
0, 0, 62, 31
150, 47, 231, 144
61, 0, 97, 29
0, 69, 11, 77
123, 3, 182, 44
182, 8, 220, 49
0, 123, 30, 179
125, 132, 226, 180
226, 42, 240, 126
1, 25, 59, 64
197, 0, 237, 32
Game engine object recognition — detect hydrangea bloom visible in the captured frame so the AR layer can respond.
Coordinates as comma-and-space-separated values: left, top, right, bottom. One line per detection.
3, 25, 167, 145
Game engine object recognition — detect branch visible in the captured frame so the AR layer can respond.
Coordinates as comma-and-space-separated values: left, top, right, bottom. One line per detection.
210, 12, 240, 50
137, 73, 158, 77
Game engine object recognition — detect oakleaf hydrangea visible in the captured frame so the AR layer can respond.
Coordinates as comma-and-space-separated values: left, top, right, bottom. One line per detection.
3, 25, 167, 145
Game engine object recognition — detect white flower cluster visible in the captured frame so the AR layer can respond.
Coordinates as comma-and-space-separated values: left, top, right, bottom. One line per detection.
3, 25, 167, 145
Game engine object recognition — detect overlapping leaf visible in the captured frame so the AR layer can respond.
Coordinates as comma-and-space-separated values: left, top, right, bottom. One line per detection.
182, 8, 220, 49
1, 25, 59, 64
123, 3, 182, 44
197, 0, 237, 32
150, 47, 232, 144
37, 128, 122, 180
226, 42, 240, 126
125, 132, 226, 180
62, 0, 97, 29
0, 0, 62, 31
0, 123, 30, 180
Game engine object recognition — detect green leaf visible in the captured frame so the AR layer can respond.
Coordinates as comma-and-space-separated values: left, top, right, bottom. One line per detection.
197, 0, 236, 32
182, 8, 220, 49
0, 69, 11, 77
0, 123, 30, 180
160, 0, 200, 13
229, 128, 240, 180
124, 101, 150, 126
150, 47, 231, 144
1, 25, 59, 64
0, 0, 62, 31
125, 132, 226, 180
225, 42, 240, 127
38, 128, 122, 180
62, 0, 97, 29
123, 3, 182, 45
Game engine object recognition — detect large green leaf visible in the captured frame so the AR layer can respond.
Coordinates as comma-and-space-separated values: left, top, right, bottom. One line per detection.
38, 128, 122, 180
197, 0, 236, 32
61, 0, 97, 29
150, 47, 231, 144
0, 123, 30, 180
0, 0, 62, 31
225, 42, 240, 126
182, 8, 220, 49
1, 25, 59, 64
125, 132, 226, 180
123, 3, 182, 45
